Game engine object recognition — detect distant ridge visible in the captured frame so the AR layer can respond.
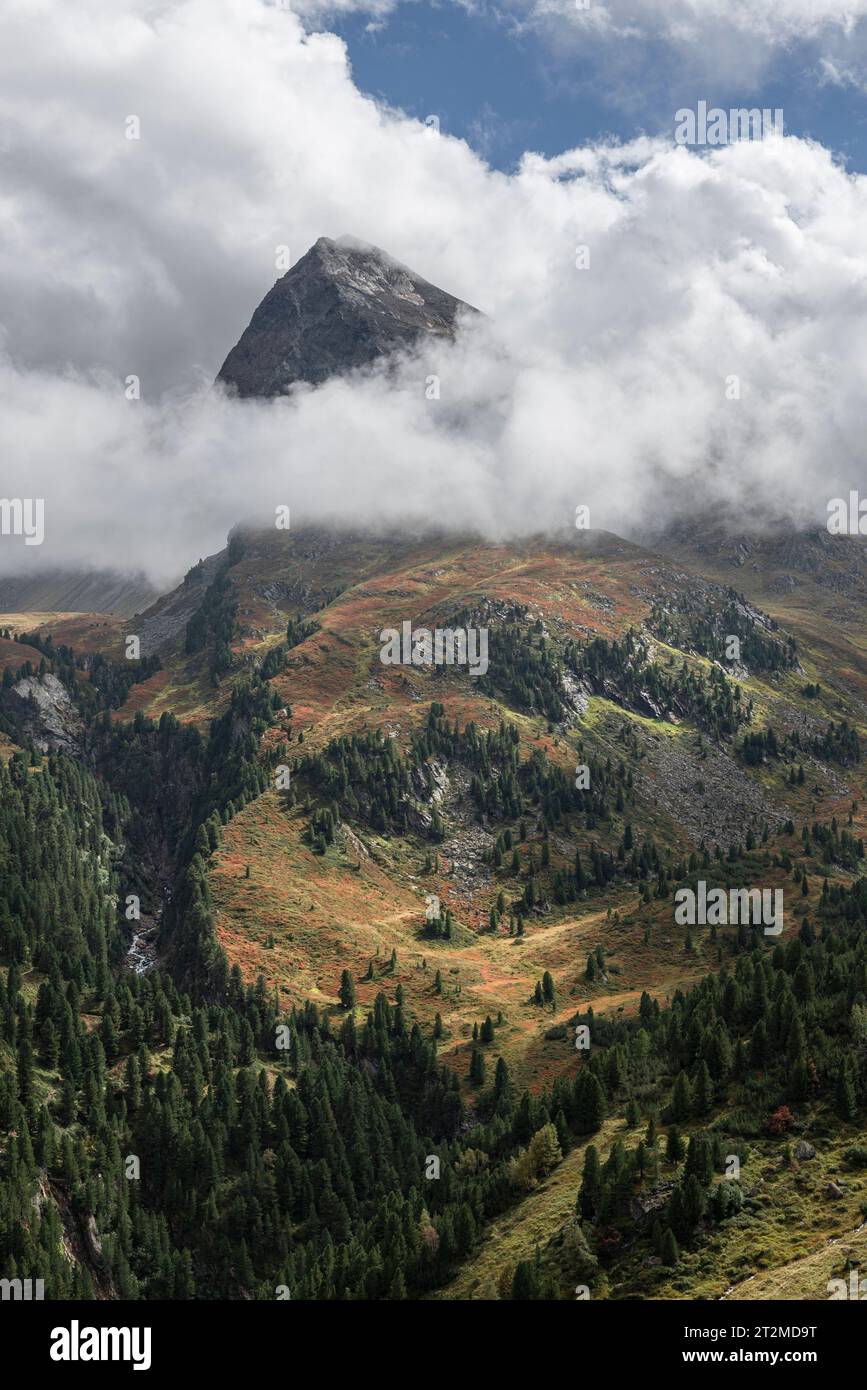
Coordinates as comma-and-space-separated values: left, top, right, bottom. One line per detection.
0, 568, 159, 618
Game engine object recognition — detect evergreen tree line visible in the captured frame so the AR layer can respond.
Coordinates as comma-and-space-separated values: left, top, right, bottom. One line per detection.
649, 594, 797, 675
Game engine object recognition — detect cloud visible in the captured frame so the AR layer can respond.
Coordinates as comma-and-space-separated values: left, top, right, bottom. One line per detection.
474, 1, 867, 117
510, 0, 867, 44
296, 0, 867, 43
1, 0, 867, 587
296, 0, 867, 95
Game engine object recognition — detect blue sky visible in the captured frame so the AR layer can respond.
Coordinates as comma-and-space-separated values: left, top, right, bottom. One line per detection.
333, 1, 867, 171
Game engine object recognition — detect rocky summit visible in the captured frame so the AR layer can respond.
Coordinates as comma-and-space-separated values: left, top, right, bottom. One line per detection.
216, 235, 480, 398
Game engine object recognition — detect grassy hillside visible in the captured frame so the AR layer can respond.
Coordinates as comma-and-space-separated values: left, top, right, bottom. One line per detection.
4, 523, 867, 1301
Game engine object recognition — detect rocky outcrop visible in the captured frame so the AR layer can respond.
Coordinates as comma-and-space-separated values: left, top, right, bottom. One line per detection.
4, 672, 83, 753
216, 236, 480, 398
134, 550, 224, 656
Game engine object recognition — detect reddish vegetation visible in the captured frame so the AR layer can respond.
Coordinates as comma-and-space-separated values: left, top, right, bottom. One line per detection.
768, 1106, 796, 1135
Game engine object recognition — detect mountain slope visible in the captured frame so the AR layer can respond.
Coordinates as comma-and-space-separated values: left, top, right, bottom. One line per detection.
43, 521, 856, 1079
5, 516, 867, 1303
0, 567, 158, 618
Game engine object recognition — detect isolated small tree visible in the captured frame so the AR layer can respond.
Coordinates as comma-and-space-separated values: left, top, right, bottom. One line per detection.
661, 1228, 679, 1267
666, 1125, 685, 1165
574, 1070, 606, 1134
694, 1060, 714, 1115
670, 1070, 693, 1121
469, 1048, 486, 1087
338, 969, 356, 1010
578, 1144, 601, 1220
836, 1056, 857, 1121
562, 1220, 598, 1285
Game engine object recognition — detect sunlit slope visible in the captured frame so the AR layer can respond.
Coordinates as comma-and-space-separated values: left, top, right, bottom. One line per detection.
168, 526, 867, 1107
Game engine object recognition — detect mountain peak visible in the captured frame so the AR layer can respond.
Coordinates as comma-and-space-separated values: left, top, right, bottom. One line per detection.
216, 236, 480, 398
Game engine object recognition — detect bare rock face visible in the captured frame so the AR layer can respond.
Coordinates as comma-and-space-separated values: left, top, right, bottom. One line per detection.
134, 550, 225, 657
216, 236, 480, 398
7, 673, 83, 753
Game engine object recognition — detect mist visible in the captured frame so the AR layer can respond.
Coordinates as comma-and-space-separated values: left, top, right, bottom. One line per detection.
2, 1, 867, 587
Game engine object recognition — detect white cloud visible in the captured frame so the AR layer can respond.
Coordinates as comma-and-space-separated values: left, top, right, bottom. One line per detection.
1, 0, 867, 586
296, 0, 867, 92
519, 0, 867, 42
297, 0, 867, 39
483, 1, 867, 111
